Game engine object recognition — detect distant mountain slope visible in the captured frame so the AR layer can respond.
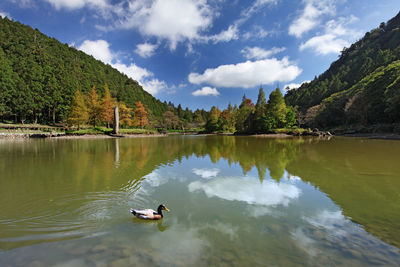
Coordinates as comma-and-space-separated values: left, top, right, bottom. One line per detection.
0, 17, 169, 123
285, 11, 400, 129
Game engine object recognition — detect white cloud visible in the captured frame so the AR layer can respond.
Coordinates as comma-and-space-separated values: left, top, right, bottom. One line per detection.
192, 168, 220, 178
0, 11, 12, 19
111, 62, 152, 83
241, 46, 286, 60
239, 0, 278, 24
299, 14, 361, 55
78, 39, 166, 95
188, 177, 301, 207
324, 16, 361, 37
43, 0, 279, 50
135, 42, 158, 58
103, 0, 277, 48
202, 0, 276, 44
300, 34, 349, 55
114, 0, 214, 50
140, 79, 167, 95
283, 81, 310, 92
192, 87, 220, 97
289, 0, 336, 38
43, 0, 109, 10
78, 39, 113, 64
206, 25, 239, 43
242, 25, 273, 40
112, 63, 166, 95
188, 57, 302, 88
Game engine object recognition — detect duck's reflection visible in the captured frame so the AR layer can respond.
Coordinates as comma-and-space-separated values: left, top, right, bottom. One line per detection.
131, 218, 170, 232
157, 220, 169, 232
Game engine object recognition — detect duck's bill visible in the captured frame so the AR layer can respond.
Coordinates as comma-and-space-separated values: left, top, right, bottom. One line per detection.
165, 207, 170, 212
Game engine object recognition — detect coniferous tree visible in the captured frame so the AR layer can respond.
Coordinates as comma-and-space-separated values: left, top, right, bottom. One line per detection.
0, 47, 16, 117
87, 86, 102, 127
254, 87, 268, 132
267, 88, 287, 128
133, 101, 148, 129
255, 87, 266, 113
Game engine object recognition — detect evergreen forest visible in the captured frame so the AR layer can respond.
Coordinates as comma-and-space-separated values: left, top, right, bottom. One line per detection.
0, 16, 203, 128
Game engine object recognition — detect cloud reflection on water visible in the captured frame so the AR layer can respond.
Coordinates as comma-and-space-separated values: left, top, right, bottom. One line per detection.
188, 177, 301, 207
145, 225, 209, 265
192, 168, 220, 179
292, 209, 400, 264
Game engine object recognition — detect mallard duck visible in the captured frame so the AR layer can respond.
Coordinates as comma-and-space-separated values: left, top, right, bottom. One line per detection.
130, 204, 170, 220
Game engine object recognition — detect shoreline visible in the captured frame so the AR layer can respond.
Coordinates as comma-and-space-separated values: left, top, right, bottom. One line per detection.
1, 132, 400, 140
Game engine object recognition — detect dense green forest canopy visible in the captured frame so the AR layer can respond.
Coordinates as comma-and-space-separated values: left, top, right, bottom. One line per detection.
285, 11, 400, 129
0, 17, 185, 124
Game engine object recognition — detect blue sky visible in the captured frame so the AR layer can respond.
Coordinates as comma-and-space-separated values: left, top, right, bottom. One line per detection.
1, 0, 399, 110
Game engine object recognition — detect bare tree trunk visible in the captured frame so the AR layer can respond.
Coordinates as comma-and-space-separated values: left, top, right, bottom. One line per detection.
52, 108, 56, 124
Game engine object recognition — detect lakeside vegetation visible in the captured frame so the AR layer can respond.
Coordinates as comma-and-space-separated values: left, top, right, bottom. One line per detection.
204, 87, 296, 134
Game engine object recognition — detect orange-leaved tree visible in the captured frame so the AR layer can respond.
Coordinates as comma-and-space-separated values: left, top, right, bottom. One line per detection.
87, 85, 102, 127
133, 101, 148, 129
101, 83, 115, 128
67, 89, 88, 130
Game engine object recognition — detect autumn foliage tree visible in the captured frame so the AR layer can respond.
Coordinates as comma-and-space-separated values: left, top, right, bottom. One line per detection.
67, 89, 88, 130
133, 101, 148, 129
101, 83, 115, 128
87, 86, 102, 127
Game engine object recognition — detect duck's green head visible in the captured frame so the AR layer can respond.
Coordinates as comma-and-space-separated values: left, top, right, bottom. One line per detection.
158, 204, 170, 212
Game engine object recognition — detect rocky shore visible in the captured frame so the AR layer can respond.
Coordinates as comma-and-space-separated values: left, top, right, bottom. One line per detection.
290, 128, 333, 137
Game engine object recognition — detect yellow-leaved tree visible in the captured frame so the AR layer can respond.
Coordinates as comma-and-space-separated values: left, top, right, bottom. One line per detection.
101, 83, 115, 128
119, 103, 133, 128
67, 89, 88, 130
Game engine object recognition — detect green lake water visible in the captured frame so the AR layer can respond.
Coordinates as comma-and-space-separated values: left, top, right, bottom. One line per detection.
0, 135, 399, 266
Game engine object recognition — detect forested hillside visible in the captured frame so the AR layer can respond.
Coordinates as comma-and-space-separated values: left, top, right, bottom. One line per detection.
0, 17, 170, 124
285, 11, 400, 129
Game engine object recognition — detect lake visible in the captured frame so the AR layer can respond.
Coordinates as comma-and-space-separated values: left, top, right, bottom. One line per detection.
0, 135, 399, 266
